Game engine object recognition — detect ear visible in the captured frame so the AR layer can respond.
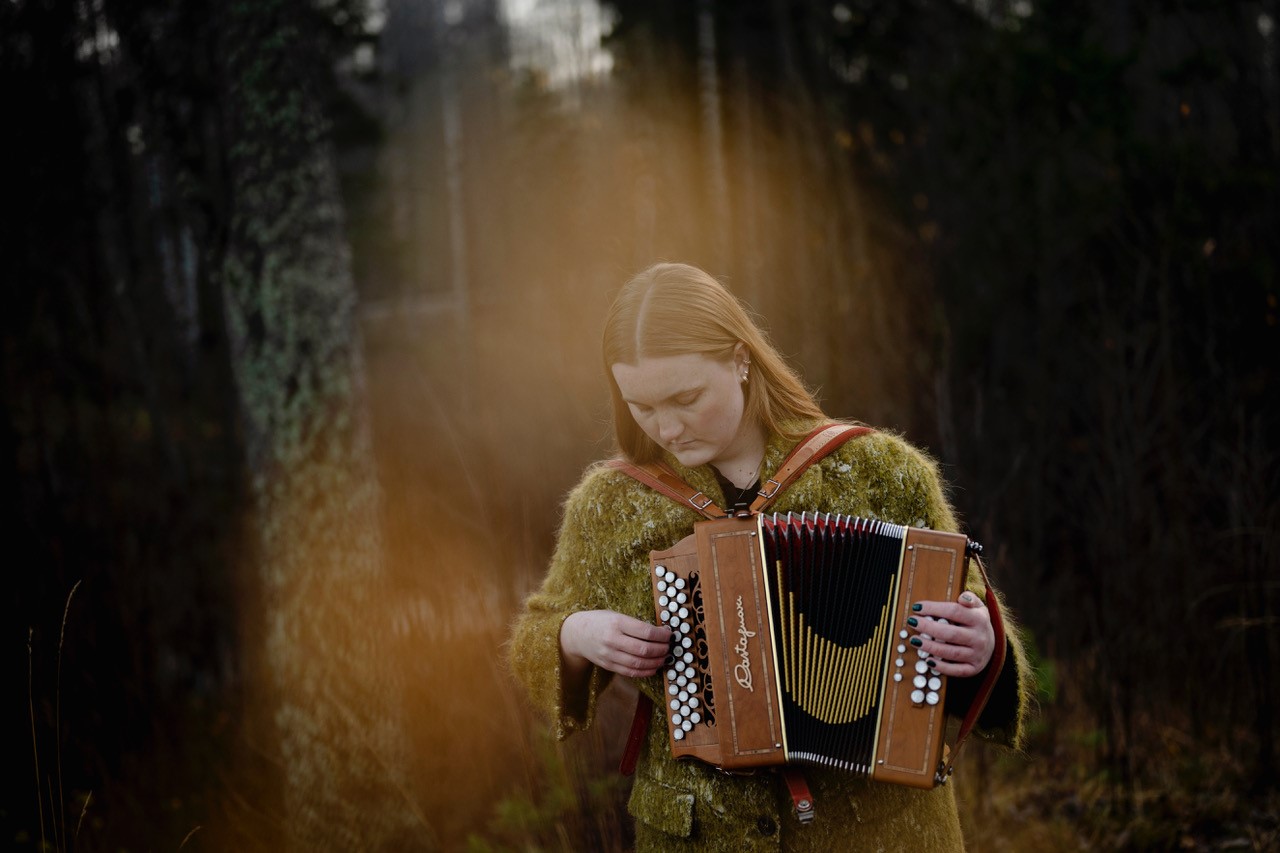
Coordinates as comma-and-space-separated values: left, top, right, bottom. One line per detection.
733, 342, 750, 371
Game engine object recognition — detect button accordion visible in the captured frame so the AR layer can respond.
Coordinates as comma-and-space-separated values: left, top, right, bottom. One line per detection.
650, 511, 981, 788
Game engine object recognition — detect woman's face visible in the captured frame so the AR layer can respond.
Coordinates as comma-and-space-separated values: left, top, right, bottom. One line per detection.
611, 347, 759, 472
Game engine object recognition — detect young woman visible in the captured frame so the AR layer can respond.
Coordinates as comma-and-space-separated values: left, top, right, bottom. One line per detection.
509, 263, 1029, 851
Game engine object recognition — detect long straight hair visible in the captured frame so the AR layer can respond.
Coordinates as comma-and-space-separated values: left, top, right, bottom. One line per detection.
602, 263, 827, 463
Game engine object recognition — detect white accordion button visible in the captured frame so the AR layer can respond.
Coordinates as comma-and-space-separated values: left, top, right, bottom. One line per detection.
688, 683, 699, 693
666, 669, 677, 681
658, 595, 669, 607
688, 696, 700, 708
689, 711, 701, 724
669, 698, 680, 710
899, 629, 909, 639
915, 661, 929, 674
668, 684, 678, 696
911, 689, 925, 704
681, 719, 693, 732
673, 728, 685, 741
655, 565, 665, 577
664, 571, 676, 584
926, 691, 940, 705
913, 675, 927, 689
678, 690, 689, 703
680, 636, 692, 649
676, 674, 687, 687
897, 644, 906, 654
672, 713, 683, 725
895, 657, 904, 668
674, 578, 686, 590
928, 677, 942, 691
667, 601, 678, 612
657, 579, 667, 592
676, 592, 687, 604
893, 673, 902, 682
679, 622, 691, 634
682, 652, 693, 664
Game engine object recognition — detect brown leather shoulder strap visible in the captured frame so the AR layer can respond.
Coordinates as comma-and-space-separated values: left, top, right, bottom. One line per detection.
607, 424, 874, 520
749, 423, 874, 513
604, 458, 729, 519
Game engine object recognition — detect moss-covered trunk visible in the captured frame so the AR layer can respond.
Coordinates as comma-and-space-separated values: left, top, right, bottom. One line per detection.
216, 1, 417, 848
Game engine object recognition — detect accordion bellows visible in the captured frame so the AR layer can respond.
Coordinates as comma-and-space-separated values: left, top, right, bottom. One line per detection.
650, 512, 974, 789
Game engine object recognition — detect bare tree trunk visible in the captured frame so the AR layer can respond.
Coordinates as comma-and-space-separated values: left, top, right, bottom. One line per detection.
438, 0, 471, 343
216, 1, 418, 848
730, 47, 762, 306
698, 0, 729, 272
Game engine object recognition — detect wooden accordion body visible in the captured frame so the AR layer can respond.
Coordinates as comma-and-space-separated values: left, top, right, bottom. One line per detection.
650, 512, 972, 789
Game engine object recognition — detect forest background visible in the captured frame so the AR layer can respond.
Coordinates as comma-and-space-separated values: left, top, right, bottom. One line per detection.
3, 0, 1278, 850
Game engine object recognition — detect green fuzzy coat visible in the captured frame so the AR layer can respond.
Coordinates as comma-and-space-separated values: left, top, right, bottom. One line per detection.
508, 426, 1030, 852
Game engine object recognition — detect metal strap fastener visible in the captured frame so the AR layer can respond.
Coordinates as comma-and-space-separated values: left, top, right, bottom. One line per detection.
757, 479, 782, 500
688, 492, 715, 511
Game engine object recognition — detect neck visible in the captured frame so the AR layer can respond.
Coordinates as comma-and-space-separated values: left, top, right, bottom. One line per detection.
713, 423, 767, 490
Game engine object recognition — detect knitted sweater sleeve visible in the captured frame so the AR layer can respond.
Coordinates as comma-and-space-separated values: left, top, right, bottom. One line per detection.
506, 466, 620, 740
891, 439, 1032, 750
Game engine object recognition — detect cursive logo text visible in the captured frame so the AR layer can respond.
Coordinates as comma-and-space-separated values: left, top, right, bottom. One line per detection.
733, 595, 756, 691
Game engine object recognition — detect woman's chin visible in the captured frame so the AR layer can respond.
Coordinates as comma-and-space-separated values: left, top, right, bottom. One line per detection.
669, 445, 710, 468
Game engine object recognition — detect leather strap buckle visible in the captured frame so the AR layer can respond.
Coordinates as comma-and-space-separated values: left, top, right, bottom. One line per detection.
688, 492, 715, 511
757, 479, 782, 500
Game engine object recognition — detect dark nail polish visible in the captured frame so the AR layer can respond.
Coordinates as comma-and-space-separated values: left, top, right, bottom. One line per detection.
911, 603, 923, 612
907, 617, 918, 627
910, 637, 922, 647
927, 658, 937, 668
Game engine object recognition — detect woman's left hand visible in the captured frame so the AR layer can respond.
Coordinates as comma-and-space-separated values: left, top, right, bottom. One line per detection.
906, 591, 994, 678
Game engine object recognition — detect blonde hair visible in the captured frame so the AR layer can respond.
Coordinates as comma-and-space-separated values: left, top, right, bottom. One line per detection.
603, 263, 827, 463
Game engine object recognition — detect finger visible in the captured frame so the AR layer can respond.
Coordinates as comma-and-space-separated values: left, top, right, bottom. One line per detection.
911, 629, 993, 674
926, 656, 984, 679
620, 635, 672, 659
627, 647, 672, 669
624, 619, 673, 644
911, 600, 984, 627
603, 647, 665, 677
958, 590, 984, 608
906, 615, 962, 645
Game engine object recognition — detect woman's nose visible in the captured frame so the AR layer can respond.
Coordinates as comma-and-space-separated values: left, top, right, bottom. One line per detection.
657, 412, 683, 441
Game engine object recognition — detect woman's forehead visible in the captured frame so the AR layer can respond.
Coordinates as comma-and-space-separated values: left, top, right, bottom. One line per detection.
611, 353, 731, 400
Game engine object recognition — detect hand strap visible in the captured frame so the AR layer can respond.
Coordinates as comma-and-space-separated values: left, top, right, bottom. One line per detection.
619, 693, 653, 776
936, 554, 1008, 783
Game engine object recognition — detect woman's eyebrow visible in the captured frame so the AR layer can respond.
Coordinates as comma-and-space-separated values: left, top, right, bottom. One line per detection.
624, 384, 702, 405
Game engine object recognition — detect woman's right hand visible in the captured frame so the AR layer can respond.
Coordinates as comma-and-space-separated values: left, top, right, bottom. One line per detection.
560, 610, 672, 678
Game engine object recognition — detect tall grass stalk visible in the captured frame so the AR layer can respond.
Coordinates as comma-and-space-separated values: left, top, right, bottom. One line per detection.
28, 581, 82, 853
29, 627, 46, 853
74, 791, 92, 842
56, 579, 81, 852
